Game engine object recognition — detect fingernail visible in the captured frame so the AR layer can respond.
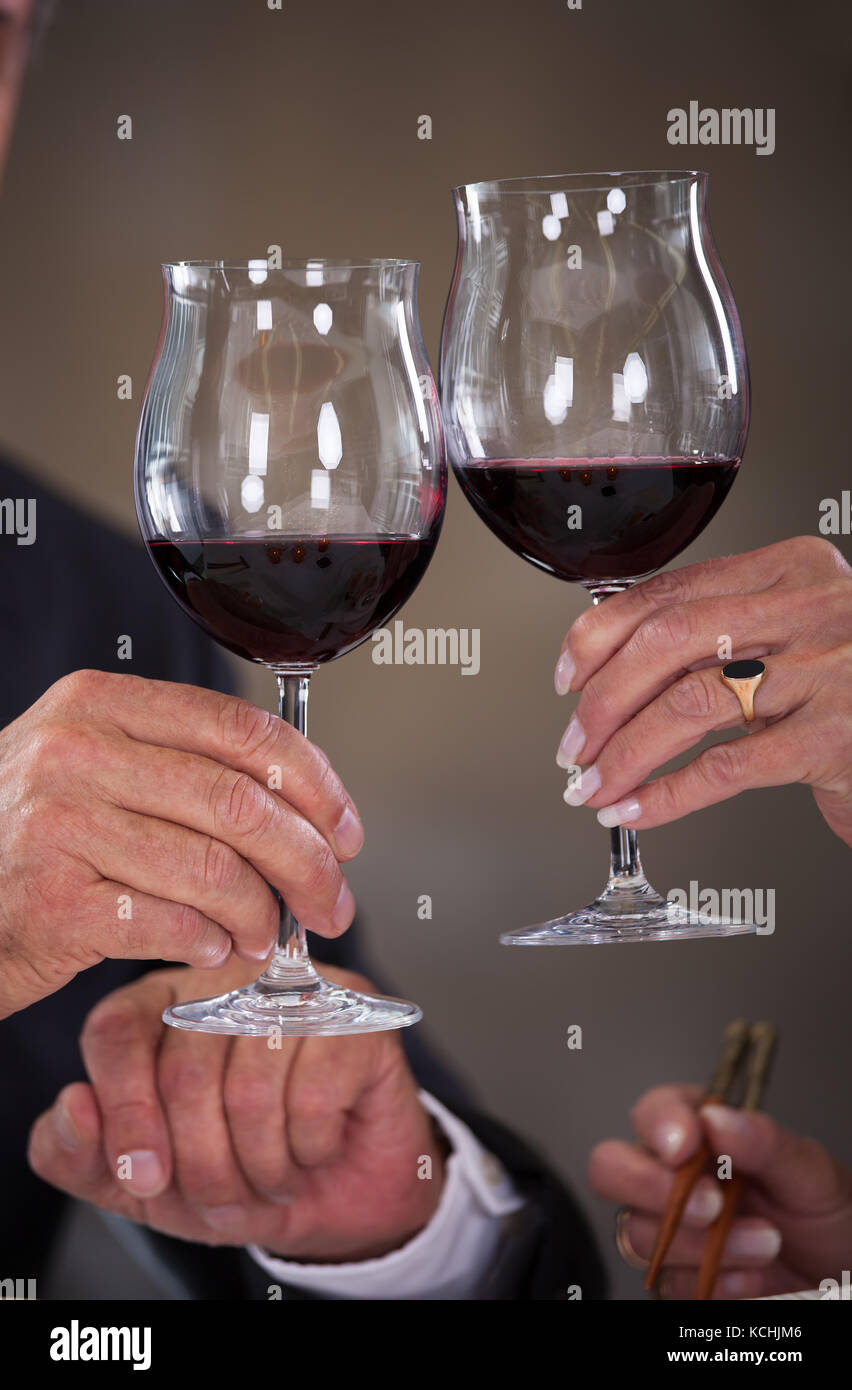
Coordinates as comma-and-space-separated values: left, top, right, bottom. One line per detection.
596, 796, 641, 828
244, 942, 275, 963
331, 879, 356, 932
654, 1120, 688, 1161
123, 1149, 166, 1197
701, 1103, 752, 1137
554, 649, 576, 695
563, 764, 601, 806
684, 1184, 724, 1225
201, 1205, 246, 1230
55, 1097, 81, 1151
203, 933, 232, 966
333, 806, 364, 858
725, 1222, 783, 1260
556, 716, 585, 768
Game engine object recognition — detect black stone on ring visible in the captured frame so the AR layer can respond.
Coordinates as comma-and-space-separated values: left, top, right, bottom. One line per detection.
721, 659, 766, 679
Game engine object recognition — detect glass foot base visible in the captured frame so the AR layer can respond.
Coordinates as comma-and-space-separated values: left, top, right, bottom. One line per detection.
500, 900, 757, 946
163, 976, 422, 1037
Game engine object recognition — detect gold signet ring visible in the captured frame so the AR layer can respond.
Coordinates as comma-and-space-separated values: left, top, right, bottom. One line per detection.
720, 659, 766, 723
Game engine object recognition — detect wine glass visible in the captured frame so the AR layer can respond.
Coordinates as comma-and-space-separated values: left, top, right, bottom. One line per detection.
440, 171, 752, 943
135, 259, 446, 1030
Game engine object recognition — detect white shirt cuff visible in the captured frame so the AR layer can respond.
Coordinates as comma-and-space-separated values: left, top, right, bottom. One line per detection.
247, 1090, 525, 1300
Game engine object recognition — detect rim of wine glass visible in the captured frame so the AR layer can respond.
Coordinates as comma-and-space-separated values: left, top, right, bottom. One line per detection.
454, 169, 707, 196
163, 258, 419, 271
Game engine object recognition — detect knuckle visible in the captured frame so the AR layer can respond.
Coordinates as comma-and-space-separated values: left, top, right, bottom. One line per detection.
288, 1079, 332, 1125
49, 669, 114, 707
169, 900, 213, 952
636, 568, 687, 610
586, 1139, 619, 1191
567, 606, 596, 651
210, 768, 278, 841
698, 739, 744, 788
793, 534, 843, 571
579, 675, 615, 723
219, 698, 281, 759
648, 771, 681, 820
634, 604, 695, 657
83, 994, 142, 1050
299, 839, 339, 900
201, 836, 242, 897
24, 722, 89, 777
299, 749, 346, 823
308, 747, 335, 804
158, 1056, 217, 1105
664, 673, 715, 721
225, 1072, 278, 1122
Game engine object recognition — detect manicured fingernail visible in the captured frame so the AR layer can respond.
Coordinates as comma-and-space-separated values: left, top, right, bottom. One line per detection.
556, 716, 585, 768
331, 879, 356, 932
563, 763, 601, 806
55, 1097, 82, 1151
684, 1184, 724, 1225
701, 1103, 752, 1137
554, 649, 576, 695
201, 1205, 246, 1230
725, 1222, 783, 1260
654, 1120, 688, 1161
123, 1150, 166, 1197
596, 796, 641, 828
333, 806, 364, 858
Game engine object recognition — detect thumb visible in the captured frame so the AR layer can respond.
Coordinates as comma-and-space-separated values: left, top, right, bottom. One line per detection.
700, 1104, 850, 1215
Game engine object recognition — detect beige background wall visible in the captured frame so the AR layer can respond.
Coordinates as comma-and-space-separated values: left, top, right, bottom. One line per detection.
1, 0, 849, 1298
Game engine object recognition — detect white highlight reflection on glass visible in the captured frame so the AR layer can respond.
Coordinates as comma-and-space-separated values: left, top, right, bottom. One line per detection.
689, 179, 738, 394
306, 260, 324, 288
313, 302, 333, 335
241, 474, 264, 512
607, 187, 626, 215
542, 214, 561, 242
311, 468, 331, 509
317, 401, 343, 468
467, 186, 482, 244
544, 355, 574, 424
248, 259, 268, 285
623, 351, 648, 403
550, 192, 569, 219
395, 300, 430, 443
597, 209, 615, 236
249, 412, 269, 474
257, 300, 272, 331
612, 372, 630, 422
459, 395, 485, 459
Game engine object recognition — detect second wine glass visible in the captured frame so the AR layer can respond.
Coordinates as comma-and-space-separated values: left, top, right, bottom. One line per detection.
440, 171, 752, 943
135, 258, 446, 1031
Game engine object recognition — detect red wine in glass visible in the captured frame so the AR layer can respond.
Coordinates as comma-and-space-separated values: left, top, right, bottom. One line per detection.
455, 457, 739, 586
135, 257, 447, 1033
147, 534, 437, 666
441, 171, 751, 943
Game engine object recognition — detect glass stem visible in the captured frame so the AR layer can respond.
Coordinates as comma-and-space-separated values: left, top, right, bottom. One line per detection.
609, 824, 642, 880
256, 673, 319, 991
589, 585, 665, 912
